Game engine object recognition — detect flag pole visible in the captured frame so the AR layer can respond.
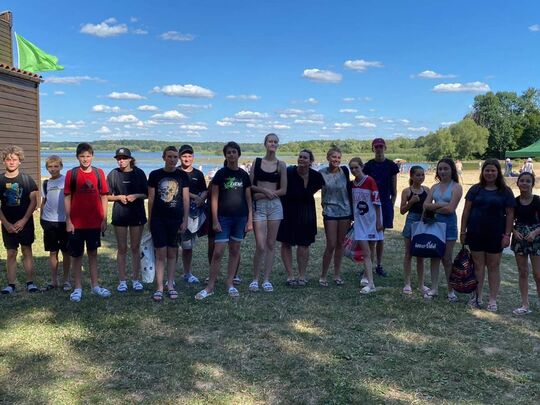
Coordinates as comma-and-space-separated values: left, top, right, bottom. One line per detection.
13, 31, 20, 68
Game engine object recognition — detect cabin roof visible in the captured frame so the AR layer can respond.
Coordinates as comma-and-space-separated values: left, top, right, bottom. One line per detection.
0, 63, 42, 83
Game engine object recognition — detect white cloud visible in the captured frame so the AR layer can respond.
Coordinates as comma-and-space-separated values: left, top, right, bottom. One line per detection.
432, 81, 490, 93
441, 121, 456, 127
137, 105, 159, 111
305, 97, 318, 105
334, 122, 352, 129
53, 91, 65, 96
132, 28, 148, 35
408, 126, 429, 132
226, 94, 260, 100
294, 119, 324, 125
153, 84, 215, 98
180, 124, 207, 131
359, 122, 377, 128
339, 108, 358, 113
399, 119, 410, 124
109, 114, 139, 123
41, 119, 63, 129
216, 120, 233, 127
45, 76, 103, 84
234, 110, 268, 119
529, 24, 540, 32
273, 124, 290, 130
80, 19, 128, 37
40, 92, 48, 96
354, 115, 368, 120
416, 70, 456, 79
344, 59, 383, 72
92, 104, 120, 113
160, 31, 195, 41
151, 110, 186, 120
302, 68, 342, 83
107, 91, 145, 100
343, 97, 355, 102
97, 126, 112, 134
177, 103, 213, 110
246, 123, 265, 129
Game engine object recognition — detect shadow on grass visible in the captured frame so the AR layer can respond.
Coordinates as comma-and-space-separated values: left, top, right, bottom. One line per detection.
0, 224, 539, 403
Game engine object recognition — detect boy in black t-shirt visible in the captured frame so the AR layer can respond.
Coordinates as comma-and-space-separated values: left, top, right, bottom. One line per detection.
148, 146, 190, 302
178, 144, 207, 285
0, 146, 39, 294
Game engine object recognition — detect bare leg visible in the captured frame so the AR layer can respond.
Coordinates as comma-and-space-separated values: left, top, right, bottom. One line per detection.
166, 246, 178, 288
416, 256, 425, 291
281, 242, 294, 280
321, 220, 338, 281
225, 241, 241, 289
154, 247, 167, 292
403, 238, 412, 288
429, 258, 441, 295
6, 249, 17, 284
442, 241, 456, 294
60, 250, 71, 284
182, 248, 193, 276
333, 219, 350, 280
129, 225, 144, 280
361, 241, 375, 288
252, 220, 268, 282
87, 249, 99, 288
71, 256, 83, 290
532, 256, 540, 302
205, 242, 226, 292
485, 252, 502, 306
207, 236, 215, 265
263, 220, 280, 283
376, 239, 384, 266
49, 251, 59, 285
297, 246, 310, 280
515, 254, 529, 308
114, 226, 128, 281
471, 251, 486, 302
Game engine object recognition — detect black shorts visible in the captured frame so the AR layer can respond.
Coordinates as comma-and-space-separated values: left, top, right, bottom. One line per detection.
68, 228, 101, 257
381, 199, 394, 229
41, 219, 68, 252
150, 218, 182, 248
1, 220, 35, 249
466, 232, 503, 254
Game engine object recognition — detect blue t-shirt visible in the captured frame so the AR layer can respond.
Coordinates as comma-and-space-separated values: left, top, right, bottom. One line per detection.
363, 158, 399, 201
465, 185, 515, 234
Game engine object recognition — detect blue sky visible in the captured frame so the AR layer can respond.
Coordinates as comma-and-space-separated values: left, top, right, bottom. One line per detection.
6, 0, 540, 143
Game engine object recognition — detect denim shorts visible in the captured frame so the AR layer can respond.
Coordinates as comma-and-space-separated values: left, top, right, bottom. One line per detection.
402, 212, 422, 238
435, 213, 458, 241
215, 216, 248, 243
253, 198, 283, 222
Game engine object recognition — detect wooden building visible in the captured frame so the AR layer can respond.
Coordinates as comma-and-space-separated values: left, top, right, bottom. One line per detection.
0, 11, 42, 184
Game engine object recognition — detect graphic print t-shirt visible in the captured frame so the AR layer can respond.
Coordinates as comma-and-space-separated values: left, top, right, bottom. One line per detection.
148, 168, 189, 221
352, 175, 383, 241
64, 167, 109, 229
41, 175, 66, 222
212, 166, 251, 217
107, 167, 148, 225
0, 173, 38, 223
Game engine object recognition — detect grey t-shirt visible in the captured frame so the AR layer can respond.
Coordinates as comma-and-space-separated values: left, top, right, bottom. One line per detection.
320, 166, 351, 218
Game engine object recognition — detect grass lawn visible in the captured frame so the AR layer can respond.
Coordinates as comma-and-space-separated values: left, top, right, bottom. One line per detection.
0, 190, 539, 403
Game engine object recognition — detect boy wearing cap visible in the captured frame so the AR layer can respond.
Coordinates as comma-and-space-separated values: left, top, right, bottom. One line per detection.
107, 147, 148, 293
178, 144, 207, 285
363, 138, 399, 277
65, 142, 110, 302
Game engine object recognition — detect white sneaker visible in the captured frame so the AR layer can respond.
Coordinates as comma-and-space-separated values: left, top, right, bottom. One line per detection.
360, 285, 376, 294
132, 280, 144, 292
91, 286, 111, 298
70, 288, 82, 302
117, 281, 128, 293
360, 277, 369, 287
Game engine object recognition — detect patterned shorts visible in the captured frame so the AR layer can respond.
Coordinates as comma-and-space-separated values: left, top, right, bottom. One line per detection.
511, 224, 540, 256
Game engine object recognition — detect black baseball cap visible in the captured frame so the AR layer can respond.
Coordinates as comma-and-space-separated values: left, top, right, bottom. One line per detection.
114, 147, 132, 158
179, 144, 194, 155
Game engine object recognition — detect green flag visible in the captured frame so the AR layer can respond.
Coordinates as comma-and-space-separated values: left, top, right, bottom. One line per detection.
15, 33, 64, 73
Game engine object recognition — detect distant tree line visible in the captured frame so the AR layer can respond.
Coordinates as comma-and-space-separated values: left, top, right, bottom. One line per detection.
42, 88, 540, 161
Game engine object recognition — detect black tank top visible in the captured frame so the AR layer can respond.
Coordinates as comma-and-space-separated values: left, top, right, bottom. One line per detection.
253, 157, 280, 185
407, 187, 427, 214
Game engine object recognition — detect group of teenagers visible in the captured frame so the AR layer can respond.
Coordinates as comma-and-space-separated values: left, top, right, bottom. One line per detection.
0, 136, 539, 314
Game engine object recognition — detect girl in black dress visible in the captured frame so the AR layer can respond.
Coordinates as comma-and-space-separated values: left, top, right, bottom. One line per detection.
277, 149, 324, 285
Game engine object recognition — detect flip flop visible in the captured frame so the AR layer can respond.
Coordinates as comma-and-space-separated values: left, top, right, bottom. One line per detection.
167, 289, 179, 300
195, 289, 214, 300
318, 279, 329, 287
152, 291, 163, 302
334, 278, 345, 286
228, 287, 240, 298
402, 285, 412, 295
512, 306, 531, 315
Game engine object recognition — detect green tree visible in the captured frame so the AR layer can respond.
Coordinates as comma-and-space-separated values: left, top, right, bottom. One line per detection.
449, 118, 489, 159
424, 128, 456, 161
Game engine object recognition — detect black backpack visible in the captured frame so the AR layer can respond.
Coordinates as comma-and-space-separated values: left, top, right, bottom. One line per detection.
69, 167, 103, 194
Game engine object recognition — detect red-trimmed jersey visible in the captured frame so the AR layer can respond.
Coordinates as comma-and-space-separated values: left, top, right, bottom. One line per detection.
352, 175, 383, 241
